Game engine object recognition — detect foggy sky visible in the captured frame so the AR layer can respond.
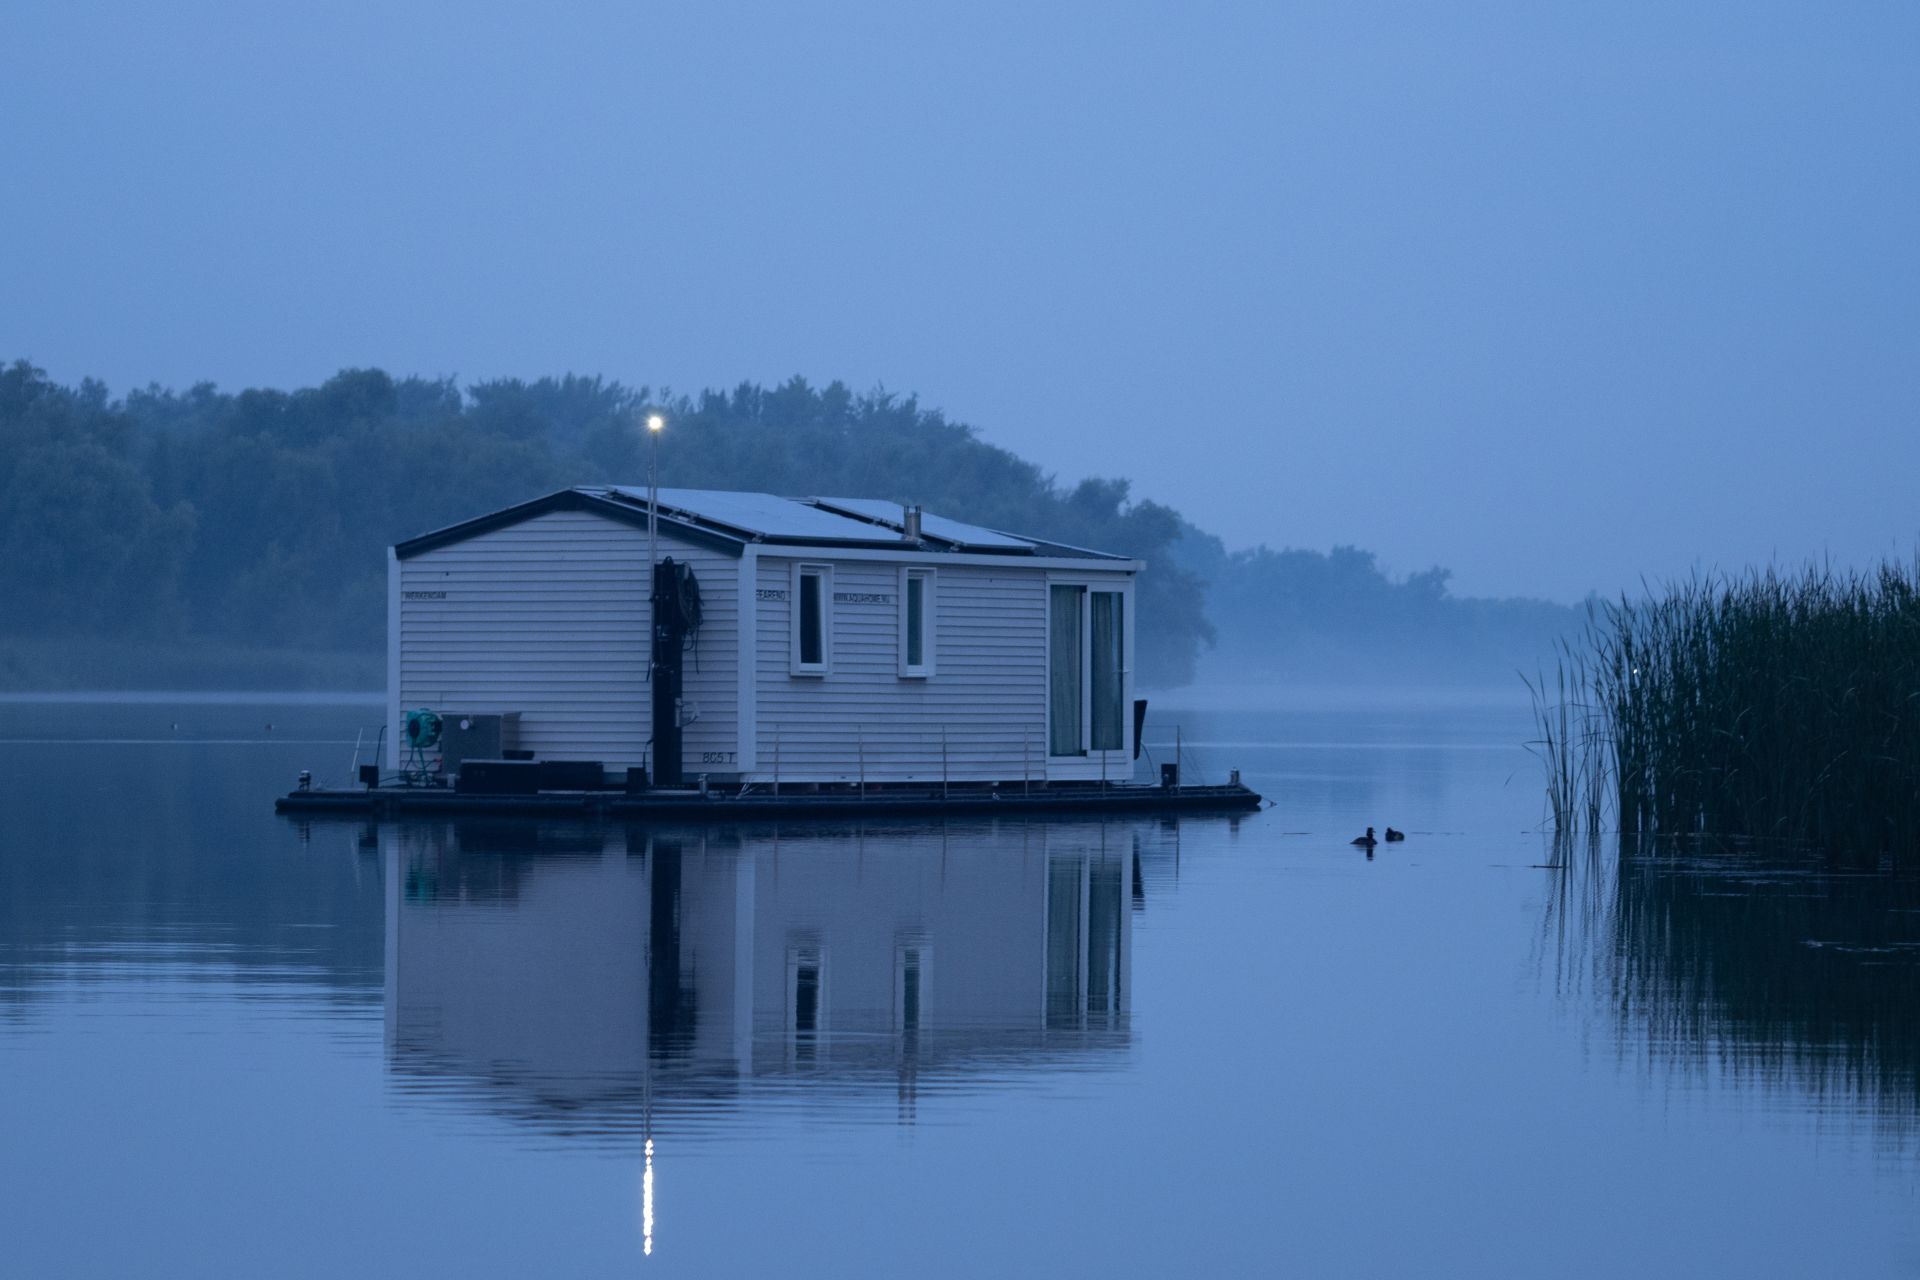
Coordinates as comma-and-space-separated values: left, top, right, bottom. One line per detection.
5, 1, 1915, 602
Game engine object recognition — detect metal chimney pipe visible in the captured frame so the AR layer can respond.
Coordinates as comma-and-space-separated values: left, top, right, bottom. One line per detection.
903, 504, 922, 542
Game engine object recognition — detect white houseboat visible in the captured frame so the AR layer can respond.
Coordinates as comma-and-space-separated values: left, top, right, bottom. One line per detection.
386, 487, 1142, 790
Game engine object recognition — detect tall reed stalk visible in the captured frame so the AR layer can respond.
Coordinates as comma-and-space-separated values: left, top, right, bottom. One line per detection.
1531, 562, 1920, 862
1525, 657, 1611, 854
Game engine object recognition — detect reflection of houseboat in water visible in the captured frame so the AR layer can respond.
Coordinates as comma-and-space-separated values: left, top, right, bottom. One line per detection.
382, 819, 1163, 1137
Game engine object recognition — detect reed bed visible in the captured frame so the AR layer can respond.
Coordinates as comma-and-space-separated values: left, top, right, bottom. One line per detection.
1532, 562, 1920, 861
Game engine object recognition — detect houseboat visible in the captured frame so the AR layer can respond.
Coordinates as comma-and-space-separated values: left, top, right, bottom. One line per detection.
277, 486, 1260, 817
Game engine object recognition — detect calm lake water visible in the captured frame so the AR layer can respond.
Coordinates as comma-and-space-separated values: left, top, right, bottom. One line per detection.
3, 693, 1918, 1277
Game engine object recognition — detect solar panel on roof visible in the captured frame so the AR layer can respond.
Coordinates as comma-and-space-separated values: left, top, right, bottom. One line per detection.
606, 487, 900, 542
808, 497, 1036, 550
917, 514, 1037, 550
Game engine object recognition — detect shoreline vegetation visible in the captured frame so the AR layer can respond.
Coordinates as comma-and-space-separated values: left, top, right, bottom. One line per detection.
2, 358, 1581, 692
0, 637, 380, 694
1532, 562, 1920, 863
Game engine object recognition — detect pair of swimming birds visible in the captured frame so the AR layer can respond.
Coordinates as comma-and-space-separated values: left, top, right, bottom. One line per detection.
1351, 827, 1404, 847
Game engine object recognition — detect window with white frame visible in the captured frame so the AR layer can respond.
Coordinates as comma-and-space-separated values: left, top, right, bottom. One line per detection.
899, 568, 934, 678
792, 563, 831, 675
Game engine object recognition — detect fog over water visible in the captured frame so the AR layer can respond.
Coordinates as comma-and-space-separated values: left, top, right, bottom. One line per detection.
6, 2, 1917, 601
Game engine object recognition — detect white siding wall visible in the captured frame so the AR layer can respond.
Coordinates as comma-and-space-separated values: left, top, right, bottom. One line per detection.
393, 510, 739, 774
749, 555, 1133, 784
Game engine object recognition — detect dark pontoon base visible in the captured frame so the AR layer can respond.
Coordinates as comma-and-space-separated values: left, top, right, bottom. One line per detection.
275, 782, 1264, 822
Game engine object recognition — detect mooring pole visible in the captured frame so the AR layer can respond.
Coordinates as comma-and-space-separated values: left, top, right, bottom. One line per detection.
773, 724, 780, 798
1024, 726, 1031, 798
942, 725, 949, 801
1176, 724, 1183, 789
858, 726, 865, 801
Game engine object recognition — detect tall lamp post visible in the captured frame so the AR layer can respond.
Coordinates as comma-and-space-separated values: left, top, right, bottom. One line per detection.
643, 411, 673, 784
645, 411, 665, 578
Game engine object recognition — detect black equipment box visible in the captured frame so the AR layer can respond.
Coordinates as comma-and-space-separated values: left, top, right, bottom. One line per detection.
537, 760, 606, 791
456, 760, 542, 795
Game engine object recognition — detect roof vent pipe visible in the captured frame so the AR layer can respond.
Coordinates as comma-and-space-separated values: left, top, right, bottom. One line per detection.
903, 504, 923, 543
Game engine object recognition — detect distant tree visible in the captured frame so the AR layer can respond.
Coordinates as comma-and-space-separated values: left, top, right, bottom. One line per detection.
0, 361, 194, 635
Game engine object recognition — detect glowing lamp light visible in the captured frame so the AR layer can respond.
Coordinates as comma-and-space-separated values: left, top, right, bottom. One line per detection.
646, 413, 665, 433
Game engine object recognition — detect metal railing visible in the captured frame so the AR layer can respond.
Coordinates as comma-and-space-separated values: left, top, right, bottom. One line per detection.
759, 721, 1208, 793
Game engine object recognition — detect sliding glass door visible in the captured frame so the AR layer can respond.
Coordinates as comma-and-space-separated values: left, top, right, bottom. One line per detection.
1049, 583, 1127, 758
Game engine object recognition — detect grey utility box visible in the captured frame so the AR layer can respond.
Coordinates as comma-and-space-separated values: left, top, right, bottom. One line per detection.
439, 712, 521, 776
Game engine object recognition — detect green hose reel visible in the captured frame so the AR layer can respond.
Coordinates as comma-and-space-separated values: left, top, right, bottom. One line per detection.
402, 707, 442, 783
404, 708, 443, 750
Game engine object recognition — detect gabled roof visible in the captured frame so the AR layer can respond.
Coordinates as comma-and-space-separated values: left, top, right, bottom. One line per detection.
394, 487, 1132, 563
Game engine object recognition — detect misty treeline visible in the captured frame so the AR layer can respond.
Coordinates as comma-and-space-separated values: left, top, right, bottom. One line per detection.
1177, 537, 1580, 683
0, 359, 1576, 687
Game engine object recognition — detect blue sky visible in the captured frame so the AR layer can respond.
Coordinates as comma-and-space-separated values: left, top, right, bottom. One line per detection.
4, 1, 1916, 600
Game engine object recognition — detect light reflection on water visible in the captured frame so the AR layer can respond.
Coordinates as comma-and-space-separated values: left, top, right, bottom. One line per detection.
2, 696, 1919, 1275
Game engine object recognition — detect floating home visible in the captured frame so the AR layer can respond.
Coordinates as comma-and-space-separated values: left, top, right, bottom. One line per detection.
281, 485, 1261, 816
391, 486, 1142, 785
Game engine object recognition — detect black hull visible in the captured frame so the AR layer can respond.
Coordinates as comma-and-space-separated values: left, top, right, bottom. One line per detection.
275, 782, 1263, 822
